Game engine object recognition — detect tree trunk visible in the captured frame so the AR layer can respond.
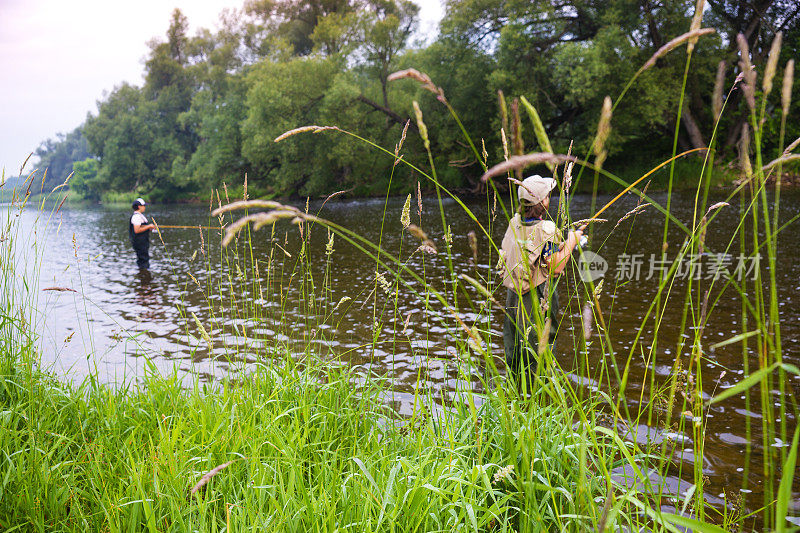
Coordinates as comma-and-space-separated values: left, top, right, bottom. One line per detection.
681, 107, 707, 151
356, 95, 416, 130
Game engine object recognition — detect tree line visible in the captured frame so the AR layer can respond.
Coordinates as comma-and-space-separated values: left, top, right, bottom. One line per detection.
33, 0, 800, 202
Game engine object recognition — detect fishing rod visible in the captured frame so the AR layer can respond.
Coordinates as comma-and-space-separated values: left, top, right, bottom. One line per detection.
560, 147, 708, 250
586, 147, 707, 223
150, 217, 224, 231
155, 224, 222, 230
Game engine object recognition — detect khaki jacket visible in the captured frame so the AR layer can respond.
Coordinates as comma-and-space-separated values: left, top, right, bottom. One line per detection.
499, 214, 561, 293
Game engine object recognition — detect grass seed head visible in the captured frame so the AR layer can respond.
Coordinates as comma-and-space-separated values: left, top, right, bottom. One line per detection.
406, 223, 428, 242
216, 190, 223, 223
481, 153, 576, 182
511, 99, 524, 177
493, 465, 515, 485
782, 59, 794, 117
401, 194, 411, 228
705, 201, 729, 215
537, 318, 552, 355
582, 301, 594, 340
762, 153, 800, 172
56, 194, 68, 214
190, 459, 241, 496
221, 210, 298, 247
739, 124, 752, 178
417, 243, 438, 255
467, 230, 478, 263
784, 136, 800, 155
737, 34, 757, 112
412, 101, 430, 151
687, 0, 705, 52
274, 125, 339, 143
593, 279, 604, 298
416, 181, 422, 219
191, 312, 213, 350
593, 97, 613, 167
212, 199, 284, 217
498, 90, 508, 137
521, 96, 553, 155
460, 273, 500, 308
563, 160, 574, 191
333, 296, 351, 311
394, 120, 410, 162
51, 171, 73, 193
763, 31, 782, 97
467, 325, 486, 356
388, 68, 446, 102
376, 272, 392, 295
637, 180, 651, 206
642, 28, 715, 71
326, 230, 334, 256
614, 204, 649, 229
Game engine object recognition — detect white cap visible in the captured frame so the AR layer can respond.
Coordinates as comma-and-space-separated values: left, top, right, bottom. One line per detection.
518, 175, 557, 205
133, 198, 146, 207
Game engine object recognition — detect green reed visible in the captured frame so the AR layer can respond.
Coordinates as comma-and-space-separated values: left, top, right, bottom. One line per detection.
2, 14, 799, 533
1, 185, 633, 531
223, 17, 799, 531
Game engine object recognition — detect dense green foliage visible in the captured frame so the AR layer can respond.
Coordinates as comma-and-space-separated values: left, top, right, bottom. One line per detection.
31, 0, 800, 201
0, 350, 635, 531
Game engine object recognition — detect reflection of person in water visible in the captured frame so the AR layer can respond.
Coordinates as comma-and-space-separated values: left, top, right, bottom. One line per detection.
134, 269, 160, 320
129, 198, 155, 270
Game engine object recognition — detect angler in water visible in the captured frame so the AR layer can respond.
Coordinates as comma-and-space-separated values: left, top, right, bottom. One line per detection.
499, 175, 585, 380
129, 198, 155, 270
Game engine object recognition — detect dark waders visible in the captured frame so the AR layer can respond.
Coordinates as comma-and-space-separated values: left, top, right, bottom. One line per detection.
503, 282, 558, 379
129, 219, 150, 270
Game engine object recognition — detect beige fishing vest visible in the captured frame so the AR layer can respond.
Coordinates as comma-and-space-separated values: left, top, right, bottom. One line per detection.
499, 214, 560, 293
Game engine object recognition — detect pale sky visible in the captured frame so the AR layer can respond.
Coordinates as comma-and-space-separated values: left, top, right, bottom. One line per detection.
0, 0, 444, 175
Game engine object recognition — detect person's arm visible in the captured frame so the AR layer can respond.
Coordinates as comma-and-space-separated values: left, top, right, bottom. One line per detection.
132, 215, 155, 233
544, 227, 584, 275
133, 223, 155, 234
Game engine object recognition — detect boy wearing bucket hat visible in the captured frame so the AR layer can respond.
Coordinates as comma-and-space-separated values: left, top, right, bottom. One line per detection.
129, 198, 155, 270
499, 175, 584, 379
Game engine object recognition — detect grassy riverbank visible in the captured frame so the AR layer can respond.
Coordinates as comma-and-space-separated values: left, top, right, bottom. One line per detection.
1, 345, 630, 531
0, 186, 737, 533
0, 191, 662, 531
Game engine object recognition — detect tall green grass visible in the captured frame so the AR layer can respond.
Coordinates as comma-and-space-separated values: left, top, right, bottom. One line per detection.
1, 11, 798, 533
1, 347, 629, 531
208, 17, 799, 532
0, 185, 645, 531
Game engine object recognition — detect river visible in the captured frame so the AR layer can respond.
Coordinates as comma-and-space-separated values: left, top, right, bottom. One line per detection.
6, 187, 800, 518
